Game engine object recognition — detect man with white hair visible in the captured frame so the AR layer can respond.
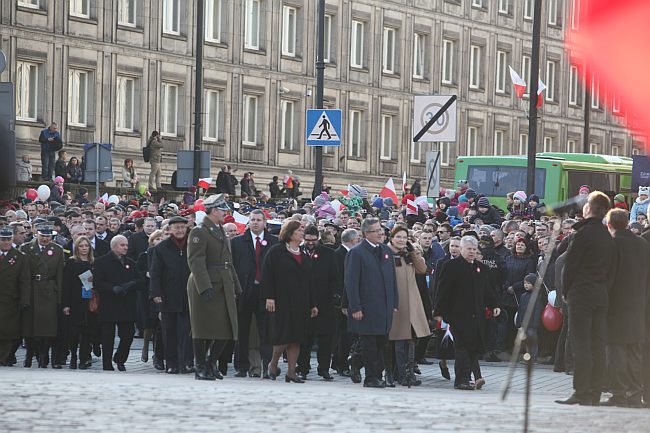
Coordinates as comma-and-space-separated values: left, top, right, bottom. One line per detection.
434, 236, 500, 390
223, 223, 238, 239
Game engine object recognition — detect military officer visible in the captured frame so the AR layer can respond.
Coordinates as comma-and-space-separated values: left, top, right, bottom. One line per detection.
0, 228, 30, 366
20, 225, 64, 368
187, 194, 241, 380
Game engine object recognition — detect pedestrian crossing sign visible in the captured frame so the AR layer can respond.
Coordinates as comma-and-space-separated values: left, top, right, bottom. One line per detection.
306, 109, 342, 146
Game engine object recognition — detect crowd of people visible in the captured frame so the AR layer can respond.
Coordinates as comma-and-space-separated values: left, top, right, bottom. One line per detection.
0, 176, 648, 408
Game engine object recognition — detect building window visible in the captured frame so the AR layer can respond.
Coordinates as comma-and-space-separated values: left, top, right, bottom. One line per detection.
569, 65, 579, 106
16, 61, 38, 121
591, 75, 600, 109
205, 0, 222, 42
242, 95, 258, 145
413, 33, 425, 79
495, 50, 507, 94
160, 82, 178, 136
498, 0, 509, 14
523, 0, 533, 20
244, 0, 260, 50
382, 27, 395, 74
411, 141, 422, 163
590, 143, 598, 154
633, 147, 640, 156
566, 139, 575, 153
469, 45, 481, 89
519, 133, 528, 155
118, 0, 136, 27
612, 94, 621, 113
116, 76, 134, 132
612, 145, 620, 156
68, 69, 88, 127
282, 5, 297, 57
349, 109, 362, 157
544, 136, 553, 152
472, 0, 483, 7
494, 130, 504, 155
548, 0, 558, 25
69, 0, 90, 18
18, 0, 40, 9
571, 0, 580, 30
323, 14, 332, 63
442, 39, 454, 85
437, 142, 451, 166
163, 0, 180, 35
351, 20, 364, 68
467, 126, 478, 156
204, 89, 222, 141
545, 60, 556, 101
380, 115, 393, 160
522, 55, 531, 91
280, 100, 295, 151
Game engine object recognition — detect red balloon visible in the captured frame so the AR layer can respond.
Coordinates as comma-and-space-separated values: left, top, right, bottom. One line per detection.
542, 304, 563, 332
194, 199, 205, 212
25, 188, 38, 200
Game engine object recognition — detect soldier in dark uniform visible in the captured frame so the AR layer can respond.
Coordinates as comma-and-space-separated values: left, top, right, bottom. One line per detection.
0, 228, 31, 366
20, 226, 64, 368
187, 194, 241, 380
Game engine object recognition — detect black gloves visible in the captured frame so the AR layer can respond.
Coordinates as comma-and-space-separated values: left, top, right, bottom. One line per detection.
406, 241, 414, 253
202, 287, 215, 302
112, 281, 137, 295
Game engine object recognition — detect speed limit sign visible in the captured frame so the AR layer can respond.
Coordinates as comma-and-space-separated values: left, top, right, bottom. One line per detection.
413, 95, 457, 142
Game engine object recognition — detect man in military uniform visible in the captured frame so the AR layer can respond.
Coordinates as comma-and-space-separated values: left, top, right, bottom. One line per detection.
0, 228, 31, 366
20, 226, 64, 368
187, 194, 241, 380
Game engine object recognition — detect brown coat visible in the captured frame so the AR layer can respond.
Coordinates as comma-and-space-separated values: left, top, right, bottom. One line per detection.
20, 240, 64, 337
187, 217, 241, 340
389, 248, 430, 341
0, 248, 31, 340
147, 136, 163, 163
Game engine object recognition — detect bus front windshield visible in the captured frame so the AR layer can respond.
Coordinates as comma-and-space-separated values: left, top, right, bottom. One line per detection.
467, 165, 546, 198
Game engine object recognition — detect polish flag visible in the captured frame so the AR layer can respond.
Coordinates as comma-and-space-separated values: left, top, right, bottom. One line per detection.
379, 178, 399, 204
406, 199, 418, 215
509, 66, 527, 98
331, 199, 343, 213
536, 79, 547, 109
99, 193, 109, 204
197, 178, 213, 189
340, 184, 350, 196
402, 172, 407, 193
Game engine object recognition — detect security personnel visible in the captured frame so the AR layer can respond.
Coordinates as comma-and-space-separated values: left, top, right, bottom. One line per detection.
20, 225, 64, 368
0, 228, 30, 366
187, 194, 241, 380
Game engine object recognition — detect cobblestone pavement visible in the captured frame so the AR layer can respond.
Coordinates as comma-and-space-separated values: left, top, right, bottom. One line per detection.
1, 342, 649, 433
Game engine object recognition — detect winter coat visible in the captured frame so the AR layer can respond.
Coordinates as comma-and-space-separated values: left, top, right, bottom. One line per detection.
240, 178, 253, 197
515, 290, 543, 330
0, 248, 30, 340
149, 237, 191, 314
66, 163, 83, 183
122, 166, 139, 186
38, 128, 62, 152
470, 206, 503, 226
231, 230, 279, 310
389, 249, 430, 341
147, 136, 163, 163
630, 196, 650, 221
55, 159, 67, 178
305, 245, 341, 335
61, 259, 95, 327
503, 254, 537, 307
48, 185, 64, 204
93, 252, 143, 323
216, 170, 235, 195
16, 160, 32, 181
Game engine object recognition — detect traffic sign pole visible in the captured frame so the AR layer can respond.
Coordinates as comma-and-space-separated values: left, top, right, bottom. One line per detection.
314, 0, 325, 198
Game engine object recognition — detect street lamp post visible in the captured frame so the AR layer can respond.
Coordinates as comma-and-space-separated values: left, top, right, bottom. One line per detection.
193, 0, 205, 187
313, 0, 325, 197
526, 0, 542, 197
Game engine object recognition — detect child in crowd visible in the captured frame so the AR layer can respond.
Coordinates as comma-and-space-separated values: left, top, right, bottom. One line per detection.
515, 273, 544, 361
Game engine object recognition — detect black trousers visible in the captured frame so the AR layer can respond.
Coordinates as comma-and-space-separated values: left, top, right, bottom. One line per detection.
193, 338, 227, 369
234, 296, 271, 373
554, 306, 574, 371
453, 337, 481, 386
644, 342, 650, 402
100, 321, 135, 370
160, 311, 191, 370
359, 334, 387, 383
0, 339, 13, 363
568, 303, 607, 401
69, 325, 94, 364
297, 333, 334, 375
415, 334, 431, 362
334, 312, 353, 371
607, 343, 643, 401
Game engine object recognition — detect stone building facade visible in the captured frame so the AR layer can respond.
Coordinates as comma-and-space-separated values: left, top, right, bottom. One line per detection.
0, 0, 640, 195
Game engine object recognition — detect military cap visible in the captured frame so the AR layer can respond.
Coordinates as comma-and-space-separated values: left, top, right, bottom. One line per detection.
36, 225, 57, 236
0, 228, 13, 238
203, 194, 230, 211
168, 216, 188, 225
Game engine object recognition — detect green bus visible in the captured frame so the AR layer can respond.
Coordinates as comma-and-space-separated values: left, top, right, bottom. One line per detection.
454, 153, 633, 210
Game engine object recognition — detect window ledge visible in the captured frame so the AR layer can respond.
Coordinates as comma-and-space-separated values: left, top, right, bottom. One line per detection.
162, 32, 187, 41
412, 77, 429, 84
497, 11, 512, 17
281, 54, 303, 62
471, 6, 488, 12
205, 40, 228, 49
279, 149, 300, 154
16, 119, 44, 127
547, 23, 563, 30
347, 155, 365, 161
68, 125, 95, 132
243, 48, 266, 55
382, 71, 400, 78
69, 15, 97, 25
469, 86, 485, 93
242, 142, 263, 148
350, 66, 369, 73
161, 135, 183, 141
203, 139, 225, 145
441, 81, 456, 88
117, 24, 143, 34
115, 130, 140, 137
17, 5, 47, 15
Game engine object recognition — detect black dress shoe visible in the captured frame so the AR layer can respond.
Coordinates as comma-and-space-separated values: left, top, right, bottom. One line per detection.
262, 373, 271, 379
267, 365, 281, 380
234, 370, 248, 378
555, 394, 593, 405
351, 366, 362, 384
298, 372, 308, 381
318, 371, 334, 381
249, 372, 261, 378
183, 365, 196, 374
195, 367, 215, 381
439, 361, 451, 380
69, 361, 77, 370
363, 379, 386, 388
601, 397, 628, 407
103, 366, 115, 371
116, 363, 126, 372
166, 367, 179, 374
285, 374, 305, 383
454, 382, 475, 390
92, 345, 101, 357
153, 357, 165, 371
52, 363, 62, 369
23, 358, 32, 368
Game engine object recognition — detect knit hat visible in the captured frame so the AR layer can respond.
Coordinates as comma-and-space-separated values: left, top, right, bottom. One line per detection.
528, 194, 539, 203
638, 186, 650, 197
458, 195, 468, 203
348, 184, 367, 198
513, 191, 527, 202
465, 188, 477, 199
477, 197, 490, 208
614, 193, 625, 203
383, 197, 394, 207
372, 197, 384, 208
579, 185, 591, 195
447, 206, 459, 217
54, 176, 65, 184
524, 273, 537, 285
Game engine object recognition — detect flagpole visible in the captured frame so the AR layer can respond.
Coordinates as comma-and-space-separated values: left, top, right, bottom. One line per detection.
526, 0, 542, 197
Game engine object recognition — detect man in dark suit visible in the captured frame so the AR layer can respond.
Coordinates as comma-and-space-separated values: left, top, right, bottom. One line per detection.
127, 217, 157, 337
231, 209, 278, 378
345, 217, 398, 388
82, 219, 110, 258
95, 216, 114, 244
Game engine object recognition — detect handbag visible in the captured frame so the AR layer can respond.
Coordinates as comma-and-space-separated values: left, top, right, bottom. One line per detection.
88, 290, 99, 313
142, 145, 151, 163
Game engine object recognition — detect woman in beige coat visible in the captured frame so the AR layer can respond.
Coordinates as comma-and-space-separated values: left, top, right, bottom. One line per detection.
387, 226, 430, 386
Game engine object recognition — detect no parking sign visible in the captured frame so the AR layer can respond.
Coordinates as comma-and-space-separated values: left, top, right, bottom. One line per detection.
412, 95, 457, 142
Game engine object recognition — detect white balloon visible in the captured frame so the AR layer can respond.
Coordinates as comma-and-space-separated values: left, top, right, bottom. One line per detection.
548, 290, 557, 308
37, 184, 51, 201
195, 211, 206, 224
108, 195, 119, 205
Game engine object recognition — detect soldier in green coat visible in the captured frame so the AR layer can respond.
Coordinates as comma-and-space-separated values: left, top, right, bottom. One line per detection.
187, 194, 241, 380
20, 226, 64, 368
0, 228, 30, 366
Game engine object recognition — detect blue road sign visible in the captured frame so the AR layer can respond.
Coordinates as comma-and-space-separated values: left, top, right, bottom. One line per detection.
306, 109, 342, 146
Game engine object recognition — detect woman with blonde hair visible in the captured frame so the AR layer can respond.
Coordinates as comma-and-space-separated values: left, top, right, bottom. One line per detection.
62, 236, 95, 369
122, 158, 139, 189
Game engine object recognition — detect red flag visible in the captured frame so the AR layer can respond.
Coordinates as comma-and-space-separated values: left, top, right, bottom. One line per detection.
406, 199, 418, 215
379, 178, 398, 204
509, 66, 527, 98
197, 178, 213, 189
568, 0, 650, 143
402, 172, 407, 193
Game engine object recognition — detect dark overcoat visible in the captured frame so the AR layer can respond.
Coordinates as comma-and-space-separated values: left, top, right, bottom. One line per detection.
563, 217, 614, 307
607, 229, 649, 344
61, 258, 95, 327
187, 218, 241, 340
433, 257, 498, 354
640, 230, 650, 343
127, 231, 149, 262
93, 252, 143, 323
231, 230, 279, 310
149, 237, 190, 313
260, 244, 315, 345
344, 240, 399, 335
20, 240, 64, 337
0, 248, 30, 340
306, 245, 341, 335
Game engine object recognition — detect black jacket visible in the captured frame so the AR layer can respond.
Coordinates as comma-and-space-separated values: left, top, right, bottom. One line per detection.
55, 159, 67, 178
231, 230, 279, 309
305, 245, 342, 335
93, 252, 143, 323
61, 259, 95, 327
563, 217, 614, 307
127, 231, 149, 262
503, 254, 537, 307
149, 237, 191, 313
269, 181, 282, 198
93, 236, 110, 258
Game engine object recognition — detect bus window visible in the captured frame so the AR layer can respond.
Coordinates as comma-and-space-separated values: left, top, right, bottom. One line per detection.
467, 166, 546, 198
567, 171, 618, 196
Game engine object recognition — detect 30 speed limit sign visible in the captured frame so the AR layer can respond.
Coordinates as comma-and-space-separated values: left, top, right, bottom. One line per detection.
412, 95, 457, 142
